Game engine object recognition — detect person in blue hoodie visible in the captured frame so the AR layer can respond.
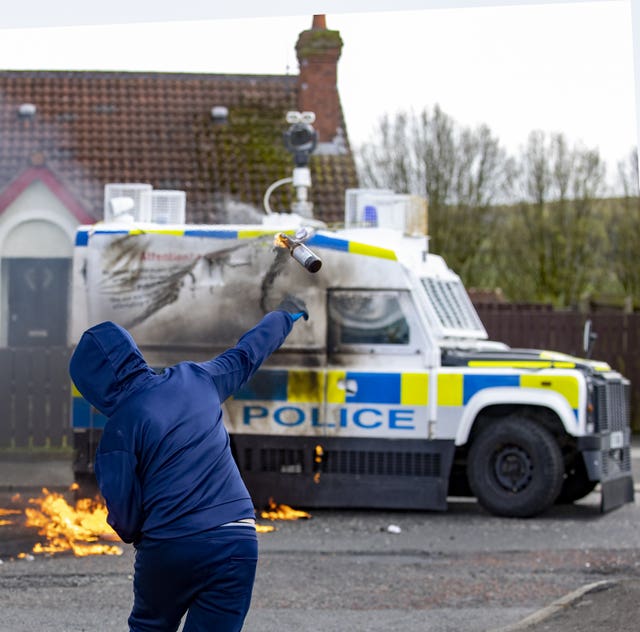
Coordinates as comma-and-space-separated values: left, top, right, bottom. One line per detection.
68, 297, 308, 632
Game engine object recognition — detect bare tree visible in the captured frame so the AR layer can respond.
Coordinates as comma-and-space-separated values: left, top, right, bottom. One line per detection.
357, 111, 418, 194
357, 109, 618, 307
497, 132, 608, 306
616, 148, 639, 197
357, 105, 510, 284
608, 148, 640, 306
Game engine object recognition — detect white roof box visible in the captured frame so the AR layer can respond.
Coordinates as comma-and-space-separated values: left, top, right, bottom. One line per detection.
345, 188, 428, 236
104, 183, 152, 223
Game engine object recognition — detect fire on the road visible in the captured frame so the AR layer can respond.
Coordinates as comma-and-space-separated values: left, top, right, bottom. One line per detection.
260, 499, 311, 522
0, 507, 21, 526
1, 486, 123, 558
0, 488, 311, 553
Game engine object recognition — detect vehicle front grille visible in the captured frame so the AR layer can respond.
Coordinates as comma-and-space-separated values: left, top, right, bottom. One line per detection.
595, 379, 630, 434
594, 377, 632, 480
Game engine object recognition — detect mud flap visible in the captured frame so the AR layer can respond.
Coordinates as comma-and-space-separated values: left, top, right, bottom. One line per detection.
600, 475, 635, 513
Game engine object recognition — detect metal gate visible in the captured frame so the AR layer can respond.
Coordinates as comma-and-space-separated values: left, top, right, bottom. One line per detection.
0, 346, 71, 449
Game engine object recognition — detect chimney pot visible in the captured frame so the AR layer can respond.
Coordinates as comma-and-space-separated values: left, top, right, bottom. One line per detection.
312, 15, 327, 29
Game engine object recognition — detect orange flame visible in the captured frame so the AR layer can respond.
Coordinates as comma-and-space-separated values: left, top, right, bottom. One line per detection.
21, 487, 122, 557
313, 444, 324, 484
0, 507, 21, 527
273, 232, 292, 249
0, 508, 21, 516
4, 488, 308, 546
260, 498, 311, 522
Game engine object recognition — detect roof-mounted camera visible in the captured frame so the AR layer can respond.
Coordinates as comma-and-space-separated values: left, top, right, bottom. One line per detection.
283, 111, 318, 167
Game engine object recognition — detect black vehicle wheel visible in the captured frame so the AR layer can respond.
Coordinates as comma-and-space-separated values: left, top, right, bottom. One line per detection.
467, 416, 564, 518
555, 456, 597, 504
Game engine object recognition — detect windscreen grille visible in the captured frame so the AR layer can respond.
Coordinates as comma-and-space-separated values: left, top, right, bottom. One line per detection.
421, 278, 485, 333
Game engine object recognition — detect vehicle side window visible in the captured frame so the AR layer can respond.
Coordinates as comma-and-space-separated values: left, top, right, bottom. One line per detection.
328, 290, 411, 349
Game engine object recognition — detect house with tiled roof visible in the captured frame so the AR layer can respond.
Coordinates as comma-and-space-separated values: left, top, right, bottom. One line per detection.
0, 15, 359, 449
0, 15, 358, 350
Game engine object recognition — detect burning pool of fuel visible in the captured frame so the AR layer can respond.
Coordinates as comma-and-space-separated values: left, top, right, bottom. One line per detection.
0, 488, 312, 556
260, 499, 312, 522
0, 507, 21, 527
0, 486, 122, 558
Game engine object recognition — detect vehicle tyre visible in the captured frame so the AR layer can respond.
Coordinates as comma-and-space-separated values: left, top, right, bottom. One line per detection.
467, 416, 564, 517
555, 456, 597, 504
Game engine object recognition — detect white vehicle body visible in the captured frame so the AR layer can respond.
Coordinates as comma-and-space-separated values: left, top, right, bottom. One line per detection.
70, 208, 634, 517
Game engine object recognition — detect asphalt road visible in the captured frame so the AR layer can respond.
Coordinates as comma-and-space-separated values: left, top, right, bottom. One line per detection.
1, 487, 639, 632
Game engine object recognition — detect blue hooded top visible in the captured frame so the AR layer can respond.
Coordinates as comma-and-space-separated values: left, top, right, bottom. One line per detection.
69, 312, 293, 544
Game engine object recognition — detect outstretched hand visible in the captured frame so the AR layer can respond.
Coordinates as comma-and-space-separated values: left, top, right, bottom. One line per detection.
277, 295, 309, 321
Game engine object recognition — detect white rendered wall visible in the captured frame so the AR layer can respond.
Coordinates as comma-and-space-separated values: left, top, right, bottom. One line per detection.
0, 180, 78, 345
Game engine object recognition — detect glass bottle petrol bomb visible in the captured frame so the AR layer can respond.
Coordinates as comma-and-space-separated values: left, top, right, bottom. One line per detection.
275, 231, 322, 273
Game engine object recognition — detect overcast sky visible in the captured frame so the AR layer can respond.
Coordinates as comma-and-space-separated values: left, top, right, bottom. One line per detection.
0, 1, 636, 172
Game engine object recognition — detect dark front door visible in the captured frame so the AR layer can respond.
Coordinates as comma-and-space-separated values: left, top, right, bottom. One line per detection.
7, 258, 70, 346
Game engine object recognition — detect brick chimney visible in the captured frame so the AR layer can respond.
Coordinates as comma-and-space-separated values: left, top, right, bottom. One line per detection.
295, 15, 344, 144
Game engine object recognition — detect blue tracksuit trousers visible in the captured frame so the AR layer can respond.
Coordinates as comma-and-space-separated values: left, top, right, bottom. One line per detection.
128, 526, 258, 632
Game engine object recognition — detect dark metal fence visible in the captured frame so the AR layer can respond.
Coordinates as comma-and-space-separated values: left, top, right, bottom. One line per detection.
0, 347, 71, 449
475, 303, 640, 431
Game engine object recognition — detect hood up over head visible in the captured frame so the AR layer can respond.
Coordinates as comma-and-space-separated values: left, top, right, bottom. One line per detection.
69, 321, 155, 416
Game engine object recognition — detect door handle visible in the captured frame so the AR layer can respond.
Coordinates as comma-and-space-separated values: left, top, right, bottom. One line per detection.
337, 378, 358, 396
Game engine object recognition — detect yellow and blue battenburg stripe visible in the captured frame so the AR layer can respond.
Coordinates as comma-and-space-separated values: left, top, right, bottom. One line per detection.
232, 369, 325, 403
233, 370, 427, 406
231, 368, 579, 417
75, 227, 398, 261
307, 234, 397, 260
72, 368, 581, 428
468, 353, 611, 373
74, 226, 287, 246
326, 371, 428, 405
467, 360, 576, 369
436, 372, 580, 417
